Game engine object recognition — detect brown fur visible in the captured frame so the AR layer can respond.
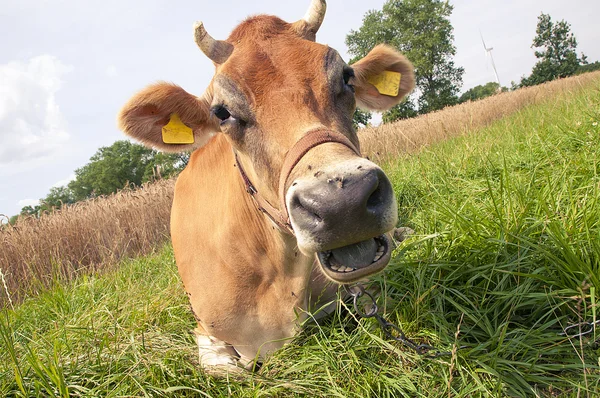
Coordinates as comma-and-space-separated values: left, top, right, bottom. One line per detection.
117, 83, 217, 153
352, 44, 416, 111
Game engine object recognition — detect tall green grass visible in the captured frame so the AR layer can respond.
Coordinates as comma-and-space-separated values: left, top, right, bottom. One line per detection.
1, 81, 599, 396
380, 81, 600, 396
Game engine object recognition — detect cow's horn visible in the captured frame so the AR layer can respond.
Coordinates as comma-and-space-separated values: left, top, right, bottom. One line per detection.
193, 21, 233, 64
302, 0, 327, 35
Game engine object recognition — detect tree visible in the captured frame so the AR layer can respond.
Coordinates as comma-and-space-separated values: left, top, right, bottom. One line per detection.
382, 100, 418, 123
346, 0, 464, 122
458, 82, 507, 103
143, 151, 190, 182
68, 140, 188, 201
41, 186, 75, 209
68, 141, 153, 200
352, 109, 372, 130
20, 205, 38, 216
5, 142, 189, 223
576, 61, 600, 75
520, 13, 586, 87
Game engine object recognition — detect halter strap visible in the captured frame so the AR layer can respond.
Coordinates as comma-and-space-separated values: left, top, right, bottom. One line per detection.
234, 128, 360, 235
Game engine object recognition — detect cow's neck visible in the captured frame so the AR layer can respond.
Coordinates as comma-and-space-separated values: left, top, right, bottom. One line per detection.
177, 134, 315, 313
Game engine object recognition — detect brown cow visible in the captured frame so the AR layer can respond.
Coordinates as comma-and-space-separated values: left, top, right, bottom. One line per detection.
118, 0, 414, 370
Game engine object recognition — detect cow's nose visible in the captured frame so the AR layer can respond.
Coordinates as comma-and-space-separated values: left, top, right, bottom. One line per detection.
288, 167, 395, 245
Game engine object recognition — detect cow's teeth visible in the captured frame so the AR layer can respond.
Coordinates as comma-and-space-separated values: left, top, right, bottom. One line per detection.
373, 253, 382, 262
330, 264, 341, 271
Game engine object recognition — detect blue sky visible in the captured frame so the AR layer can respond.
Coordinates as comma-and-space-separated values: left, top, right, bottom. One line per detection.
1, 0, 598, 218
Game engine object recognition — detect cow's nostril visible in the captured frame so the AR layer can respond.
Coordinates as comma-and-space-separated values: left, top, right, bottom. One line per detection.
366, 169, 391, 213
366, 179, 382, 211
292, 194, 323, 224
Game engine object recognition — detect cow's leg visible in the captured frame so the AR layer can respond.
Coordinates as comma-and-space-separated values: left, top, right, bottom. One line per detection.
193, 326, 261, 372
193, 326, 241, 370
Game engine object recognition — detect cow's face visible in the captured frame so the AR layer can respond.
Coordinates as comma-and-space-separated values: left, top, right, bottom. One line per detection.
118, 0, 414, 283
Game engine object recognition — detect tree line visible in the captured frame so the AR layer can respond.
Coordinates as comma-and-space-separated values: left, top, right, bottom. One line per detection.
9, 141, 188, 224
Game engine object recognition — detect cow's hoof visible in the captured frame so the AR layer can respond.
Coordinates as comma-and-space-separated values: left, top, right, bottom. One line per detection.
393, 227, 414, 243
195, 333, 244, 373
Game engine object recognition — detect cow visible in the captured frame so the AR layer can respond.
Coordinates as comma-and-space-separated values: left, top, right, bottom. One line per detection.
117, 0, 414, 371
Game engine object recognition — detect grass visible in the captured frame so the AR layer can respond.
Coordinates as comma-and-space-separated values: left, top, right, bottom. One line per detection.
1, 75, 600, 396
379, 78, 600, 396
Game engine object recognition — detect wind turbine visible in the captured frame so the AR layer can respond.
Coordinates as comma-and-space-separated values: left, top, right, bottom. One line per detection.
480, 32, 501, 88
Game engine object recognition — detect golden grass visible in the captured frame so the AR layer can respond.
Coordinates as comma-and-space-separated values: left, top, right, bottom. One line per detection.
0, 180, 175, 306
1, 71, 599, 307
359, 71, 600, 164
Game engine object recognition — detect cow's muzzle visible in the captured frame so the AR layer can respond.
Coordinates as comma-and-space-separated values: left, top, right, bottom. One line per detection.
288, 158, 397, 283
289, 166, 394, 241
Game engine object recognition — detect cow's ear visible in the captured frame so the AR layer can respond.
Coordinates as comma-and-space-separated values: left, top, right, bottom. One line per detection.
350, 45, 415, 112
117, 82, 218, 152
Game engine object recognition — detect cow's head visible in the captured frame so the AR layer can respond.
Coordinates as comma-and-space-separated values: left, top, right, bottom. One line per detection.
118, 0, 414, 284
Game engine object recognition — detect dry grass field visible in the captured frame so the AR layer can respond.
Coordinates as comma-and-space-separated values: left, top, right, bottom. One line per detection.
360, 71, 600, 163
1, 71, 598, 308
0, 180, 175, 307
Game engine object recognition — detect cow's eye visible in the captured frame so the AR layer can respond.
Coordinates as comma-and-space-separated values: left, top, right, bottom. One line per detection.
343, 67, 355, 91
212, 105, 231, 122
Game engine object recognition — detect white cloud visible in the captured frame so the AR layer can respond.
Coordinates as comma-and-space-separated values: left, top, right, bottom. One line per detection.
0, 55, 73, 169
106, 65, 118, 77
52, 173, 76, 188
17, 198, 40, 209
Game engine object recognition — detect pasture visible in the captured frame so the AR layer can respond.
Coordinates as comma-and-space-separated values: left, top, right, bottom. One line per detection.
1, 71, 600, 396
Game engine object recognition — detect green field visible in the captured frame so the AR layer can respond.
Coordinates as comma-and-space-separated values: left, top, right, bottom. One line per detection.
2, 80, 599, 396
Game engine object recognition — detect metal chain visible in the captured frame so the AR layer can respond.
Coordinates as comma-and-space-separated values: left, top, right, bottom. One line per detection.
346, 283, 459, 358
347, 284, 600, 357
560, 320, 600, 339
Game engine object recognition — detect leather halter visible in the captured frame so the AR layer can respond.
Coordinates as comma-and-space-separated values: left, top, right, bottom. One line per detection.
234, 128, 361, 235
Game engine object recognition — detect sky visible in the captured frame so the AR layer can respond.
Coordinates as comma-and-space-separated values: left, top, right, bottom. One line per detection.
0, 0, 598, 218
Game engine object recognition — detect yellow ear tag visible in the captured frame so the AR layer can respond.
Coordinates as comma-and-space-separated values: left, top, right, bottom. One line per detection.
367, 71, 402, 97
161, 113, 194, 144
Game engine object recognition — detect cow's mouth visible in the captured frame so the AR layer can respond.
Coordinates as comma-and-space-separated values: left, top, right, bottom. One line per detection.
316, 235, 391, 283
